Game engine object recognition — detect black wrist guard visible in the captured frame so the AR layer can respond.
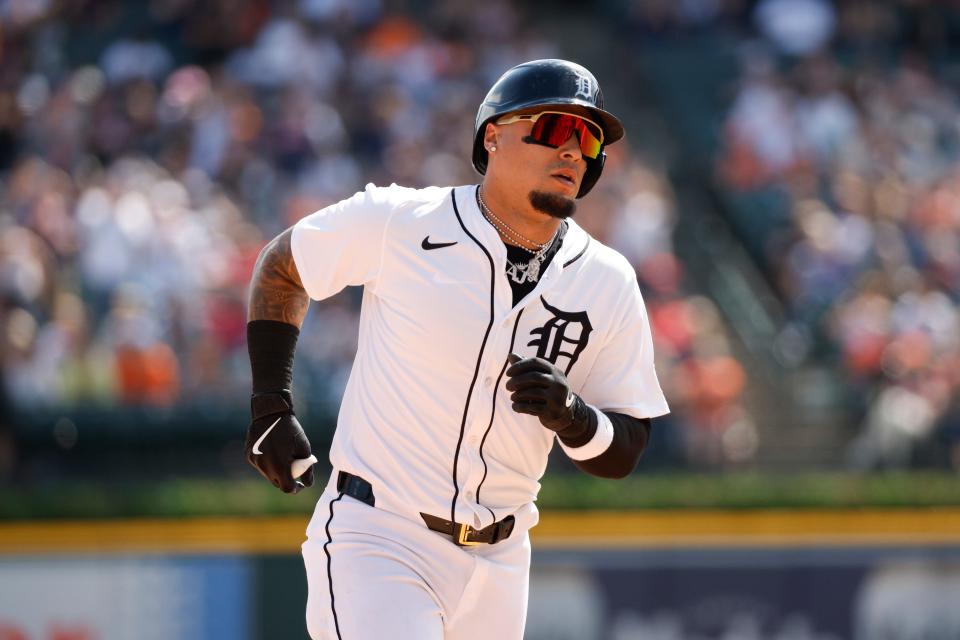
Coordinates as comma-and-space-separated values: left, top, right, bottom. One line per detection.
248, 320, 299, 394
555, 395, 598, 448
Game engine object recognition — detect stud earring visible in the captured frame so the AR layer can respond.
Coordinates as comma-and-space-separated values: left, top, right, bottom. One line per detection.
489, 146, 496, 152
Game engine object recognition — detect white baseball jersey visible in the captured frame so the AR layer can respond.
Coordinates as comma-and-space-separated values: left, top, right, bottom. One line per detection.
291, 183, 668, 531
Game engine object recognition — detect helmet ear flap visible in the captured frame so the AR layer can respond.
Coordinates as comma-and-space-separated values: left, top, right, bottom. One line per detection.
576, 152, 605, 198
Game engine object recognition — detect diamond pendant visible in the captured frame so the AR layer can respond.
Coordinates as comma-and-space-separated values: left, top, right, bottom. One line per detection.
526, 254, 543, 282
506, 255, 542, 284
506, 261, 525, 284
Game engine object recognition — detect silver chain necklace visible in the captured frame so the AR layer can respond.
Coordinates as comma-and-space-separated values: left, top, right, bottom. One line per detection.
477, 190, 550, 250
477, 189, 559, 284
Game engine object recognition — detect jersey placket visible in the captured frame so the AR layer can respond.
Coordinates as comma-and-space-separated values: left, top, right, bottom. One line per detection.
455, 316, 520, 527
453, 207, 568, 528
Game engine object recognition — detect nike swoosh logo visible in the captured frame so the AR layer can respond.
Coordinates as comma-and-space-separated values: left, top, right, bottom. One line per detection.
422, 236, 458, 250
252, 417, 281, 455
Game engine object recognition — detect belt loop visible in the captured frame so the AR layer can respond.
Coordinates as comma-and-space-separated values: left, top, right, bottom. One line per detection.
337, 471, 376, 507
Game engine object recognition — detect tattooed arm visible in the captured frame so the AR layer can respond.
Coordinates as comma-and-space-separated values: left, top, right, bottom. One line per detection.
248, 228, 310, 327
244, 228, 315, 492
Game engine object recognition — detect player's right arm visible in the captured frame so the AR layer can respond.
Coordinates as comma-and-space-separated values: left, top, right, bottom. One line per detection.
243, 184, 400, 492
244, 227, 315, 494
248, 228, 309, 326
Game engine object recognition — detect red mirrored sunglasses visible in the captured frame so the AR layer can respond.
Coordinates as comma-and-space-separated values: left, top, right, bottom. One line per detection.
496, 111, 604, 159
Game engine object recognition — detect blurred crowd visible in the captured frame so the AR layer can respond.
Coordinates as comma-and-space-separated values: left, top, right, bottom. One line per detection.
715, 0, 960, 467
0, 0, 751, 471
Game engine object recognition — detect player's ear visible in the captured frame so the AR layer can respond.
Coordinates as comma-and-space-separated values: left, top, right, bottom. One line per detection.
483, 123, 499, 153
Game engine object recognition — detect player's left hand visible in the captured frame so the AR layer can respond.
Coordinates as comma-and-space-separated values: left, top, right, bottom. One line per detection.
505, 353, 581, 433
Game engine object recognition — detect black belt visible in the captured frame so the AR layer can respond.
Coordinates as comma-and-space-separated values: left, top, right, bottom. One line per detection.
336, 471, 515, 547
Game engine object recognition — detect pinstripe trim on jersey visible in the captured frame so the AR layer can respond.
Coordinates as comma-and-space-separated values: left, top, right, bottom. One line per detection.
475, 309, 525, 517
324, 493, 345, 640
448, 186, 497, 527
563, 237, 590, 268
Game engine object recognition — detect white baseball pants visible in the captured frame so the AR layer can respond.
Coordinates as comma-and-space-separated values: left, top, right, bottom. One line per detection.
301, 475, 533, 640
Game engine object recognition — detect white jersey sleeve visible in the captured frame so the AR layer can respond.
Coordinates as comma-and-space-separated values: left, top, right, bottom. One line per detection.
291, 183, 395, 301
578, 270, 669, 420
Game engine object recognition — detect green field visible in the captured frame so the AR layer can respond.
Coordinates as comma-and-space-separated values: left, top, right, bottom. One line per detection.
2, 471, 958, 520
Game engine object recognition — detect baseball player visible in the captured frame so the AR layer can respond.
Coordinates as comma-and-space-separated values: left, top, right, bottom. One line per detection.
244, 59, 669, 639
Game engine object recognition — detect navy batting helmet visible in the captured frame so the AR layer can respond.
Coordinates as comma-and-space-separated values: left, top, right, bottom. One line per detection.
472, 59, 624, 198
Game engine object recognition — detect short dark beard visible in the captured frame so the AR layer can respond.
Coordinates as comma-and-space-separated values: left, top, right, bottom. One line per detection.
529, 190, 576, 219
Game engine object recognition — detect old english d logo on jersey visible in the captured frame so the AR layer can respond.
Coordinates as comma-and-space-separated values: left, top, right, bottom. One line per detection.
527, 297, 593, 375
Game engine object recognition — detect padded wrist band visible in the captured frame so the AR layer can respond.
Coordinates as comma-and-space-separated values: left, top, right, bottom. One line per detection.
558, 405, 614, 461
554, 395, 594, 445
247, 320, 299, 394
251, 389, 294, 420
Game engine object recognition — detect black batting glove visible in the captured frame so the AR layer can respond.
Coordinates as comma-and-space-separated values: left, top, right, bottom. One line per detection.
245, 390, 315, 494
505, 354, 590, 440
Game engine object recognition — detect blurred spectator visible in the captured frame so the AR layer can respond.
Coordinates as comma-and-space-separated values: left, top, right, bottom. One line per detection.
754, 0, 836, 56
100, 36, 174, 85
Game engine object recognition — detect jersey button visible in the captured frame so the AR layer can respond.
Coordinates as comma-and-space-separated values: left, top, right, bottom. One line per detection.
484, 376, 493, 387
465, 491, 475, 499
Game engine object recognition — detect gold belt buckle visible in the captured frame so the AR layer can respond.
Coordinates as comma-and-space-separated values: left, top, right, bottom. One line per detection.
455, 522, 482, 546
